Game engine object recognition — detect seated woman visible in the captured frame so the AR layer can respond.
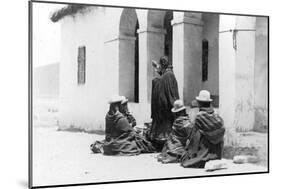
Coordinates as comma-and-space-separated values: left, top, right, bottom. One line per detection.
180, 90, 225, 168
91, 95, 155, 155
120, 96, 137, 127
157, 99, 194, 163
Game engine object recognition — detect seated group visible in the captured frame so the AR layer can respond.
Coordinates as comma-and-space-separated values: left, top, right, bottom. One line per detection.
91, 90, 225, 168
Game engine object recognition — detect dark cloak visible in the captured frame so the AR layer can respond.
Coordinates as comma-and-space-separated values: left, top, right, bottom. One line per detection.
158, 115, 193, 163
124, 111, 137, 127
150, 68, 179, 145
180, 107, 225, 168
91, 111, 155, 155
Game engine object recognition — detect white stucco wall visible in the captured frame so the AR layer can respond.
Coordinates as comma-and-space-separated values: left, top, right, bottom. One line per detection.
219, 15, 268, 134
219, 15, 237, 132
59, 7, 120, 131
59, 7, 152, 131
254, 17, 268, 131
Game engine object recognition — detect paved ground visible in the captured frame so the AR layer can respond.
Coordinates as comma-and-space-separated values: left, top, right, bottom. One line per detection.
32, 126, 267, 187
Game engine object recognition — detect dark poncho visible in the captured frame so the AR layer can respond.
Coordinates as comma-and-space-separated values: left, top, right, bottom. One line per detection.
150, 68, 179, 144
91, 111, 155, 156
124, 111, 137, 127
180, 107, 225, 168
158, 115, 193, 163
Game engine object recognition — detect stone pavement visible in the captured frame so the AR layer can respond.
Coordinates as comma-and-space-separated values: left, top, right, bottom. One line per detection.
32, 127, 267, 187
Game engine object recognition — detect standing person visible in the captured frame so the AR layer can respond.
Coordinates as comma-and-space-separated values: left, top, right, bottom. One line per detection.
157, 100, 194, 164
180, 90, 225, 168
120, 96, 137, 127
150, 56, 179, 151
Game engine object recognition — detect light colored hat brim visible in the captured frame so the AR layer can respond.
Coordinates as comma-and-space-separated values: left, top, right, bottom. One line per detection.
196, 96, 213, 102
108, 100, 122, 104
121, 99, 129, 104
171, 106, 186, 113
108, 99, 123, 104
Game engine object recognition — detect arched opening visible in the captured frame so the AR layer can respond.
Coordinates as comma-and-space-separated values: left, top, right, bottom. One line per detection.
202, 13, 219, 107
118, 9, 139, 102
134, 21, 139, 103
147, 10, 173, 65
164, 11, 173, 65
145, 10, 173, 80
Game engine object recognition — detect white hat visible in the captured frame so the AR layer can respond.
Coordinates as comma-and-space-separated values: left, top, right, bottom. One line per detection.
108, 95, 123, 104
196, 90, 213, 102
120, 96, 128, 104
171, 99, 186, 113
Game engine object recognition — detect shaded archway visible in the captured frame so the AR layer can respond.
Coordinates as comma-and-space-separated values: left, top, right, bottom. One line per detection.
201, 13, 220, 107
146, 10, 173, 65
164, 11, 173, 64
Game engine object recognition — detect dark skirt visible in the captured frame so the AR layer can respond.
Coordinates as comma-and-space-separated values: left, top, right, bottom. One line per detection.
148, 119, 173, 151
180, 131, 224, 168
157, 122, 194, 163
157, 134, 187, 163
91, 131, 155, 156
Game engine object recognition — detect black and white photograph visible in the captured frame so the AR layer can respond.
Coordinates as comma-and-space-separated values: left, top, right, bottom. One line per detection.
29, 0, 269, 188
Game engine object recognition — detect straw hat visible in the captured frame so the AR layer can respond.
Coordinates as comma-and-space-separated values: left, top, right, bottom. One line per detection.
196, 90, 213, 102
108, 95, 123, 104
171, 99, 186, 113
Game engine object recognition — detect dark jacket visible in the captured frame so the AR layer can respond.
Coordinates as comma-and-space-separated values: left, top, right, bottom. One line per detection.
158, 115, 193, 163
150, 68, 179, 142
100, 111, 155, 155
180, 107, 225, 168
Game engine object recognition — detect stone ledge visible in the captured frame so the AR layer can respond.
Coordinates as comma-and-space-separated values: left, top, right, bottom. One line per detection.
104, 35, 136, 43
137, 27, 167, 35
171, 17, 204, 26
223, 132, 268, 167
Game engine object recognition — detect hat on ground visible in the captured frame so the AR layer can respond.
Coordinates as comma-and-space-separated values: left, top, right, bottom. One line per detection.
196, 90, 213, 102
108, 95, 123, 104
121, 96, 128, 104
171, 99, 186, 113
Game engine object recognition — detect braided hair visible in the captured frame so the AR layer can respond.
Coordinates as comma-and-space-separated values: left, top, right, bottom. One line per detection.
159, 56, 172, 70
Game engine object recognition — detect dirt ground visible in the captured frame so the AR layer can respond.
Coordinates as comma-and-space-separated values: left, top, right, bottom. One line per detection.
32, 126, 267, 187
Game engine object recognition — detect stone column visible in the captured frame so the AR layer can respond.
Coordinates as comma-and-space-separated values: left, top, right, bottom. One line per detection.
118, 35, 136, 102
234, 16, 256, 132
219, 15, 256, 134
172, 12, 203, 105
137, 27, 166, 103
104, 34, 136, 100
218, 15, 237, 145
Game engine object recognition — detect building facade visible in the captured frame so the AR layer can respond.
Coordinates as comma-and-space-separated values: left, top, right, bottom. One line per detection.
33, 63, 60, 98
51, 6, 268, 137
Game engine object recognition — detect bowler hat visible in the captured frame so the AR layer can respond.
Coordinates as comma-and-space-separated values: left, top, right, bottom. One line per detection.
196, 90, 213, 102
171, 99, 186, 113
108, 95, 123, 104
